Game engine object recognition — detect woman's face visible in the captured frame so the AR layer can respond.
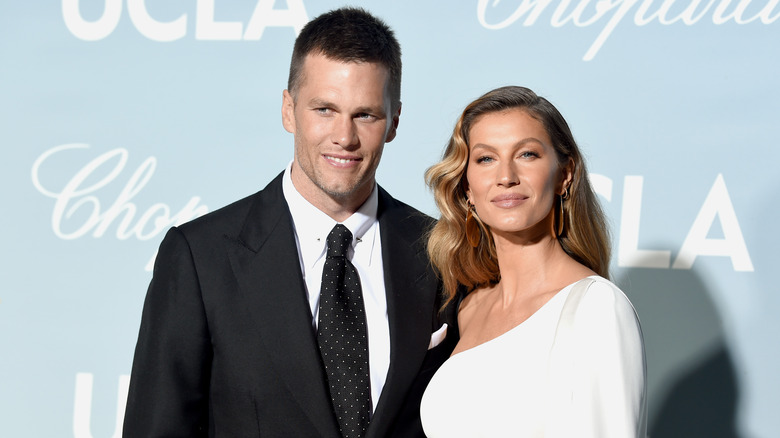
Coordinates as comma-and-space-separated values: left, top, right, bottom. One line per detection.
465, 109, 568, 238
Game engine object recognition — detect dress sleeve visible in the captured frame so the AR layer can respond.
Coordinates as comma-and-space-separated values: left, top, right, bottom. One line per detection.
552, 279, 647, 438
123, 227, 212, 437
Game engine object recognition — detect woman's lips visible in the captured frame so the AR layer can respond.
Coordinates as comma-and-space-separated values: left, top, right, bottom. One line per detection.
491, 193, 528, 208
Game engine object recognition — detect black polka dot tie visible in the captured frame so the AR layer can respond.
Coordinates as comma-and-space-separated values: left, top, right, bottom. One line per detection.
317, 224, 371, 438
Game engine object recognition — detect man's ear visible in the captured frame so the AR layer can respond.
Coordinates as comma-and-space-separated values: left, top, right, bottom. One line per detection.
385, 103, 402, 143
281, 90, 295, 134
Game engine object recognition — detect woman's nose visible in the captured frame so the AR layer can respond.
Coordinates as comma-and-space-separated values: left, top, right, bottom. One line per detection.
497, 162, 519, 187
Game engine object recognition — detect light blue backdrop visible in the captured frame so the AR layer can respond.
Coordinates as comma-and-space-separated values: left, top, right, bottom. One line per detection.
2, 1, 777, 436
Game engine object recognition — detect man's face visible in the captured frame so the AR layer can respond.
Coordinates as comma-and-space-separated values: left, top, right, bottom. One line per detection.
282, 53, 400, 215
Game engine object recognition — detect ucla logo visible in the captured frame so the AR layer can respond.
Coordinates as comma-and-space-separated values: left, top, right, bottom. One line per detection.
62, 0, 308, 41
73, 373, 129, 438
592, 174, 754, 271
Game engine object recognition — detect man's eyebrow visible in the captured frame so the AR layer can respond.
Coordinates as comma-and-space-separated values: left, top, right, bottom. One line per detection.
308, 97, 335, 108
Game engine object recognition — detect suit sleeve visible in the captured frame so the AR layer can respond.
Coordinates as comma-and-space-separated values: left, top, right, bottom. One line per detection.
123, 227, 212, 437
551, 280, 647, 438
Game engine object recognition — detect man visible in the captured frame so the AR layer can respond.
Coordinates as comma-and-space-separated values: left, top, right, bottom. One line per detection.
123, 7, 456, 438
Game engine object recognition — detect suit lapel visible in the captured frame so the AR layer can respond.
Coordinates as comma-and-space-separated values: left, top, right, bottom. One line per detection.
368, 188, 437, 436
226, 174, 339, 437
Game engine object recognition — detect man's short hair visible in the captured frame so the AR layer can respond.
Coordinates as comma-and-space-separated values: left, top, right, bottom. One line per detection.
287, 7, 402, 110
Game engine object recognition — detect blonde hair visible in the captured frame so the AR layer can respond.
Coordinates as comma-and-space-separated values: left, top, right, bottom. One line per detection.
426, 86, 611, 305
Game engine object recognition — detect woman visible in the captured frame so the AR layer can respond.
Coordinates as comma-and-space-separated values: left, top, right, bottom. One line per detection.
420, 86, 647, 437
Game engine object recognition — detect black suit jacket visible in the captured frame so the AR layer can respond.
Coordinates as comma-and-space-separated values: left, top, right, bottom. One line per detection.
123, 173, 457, 437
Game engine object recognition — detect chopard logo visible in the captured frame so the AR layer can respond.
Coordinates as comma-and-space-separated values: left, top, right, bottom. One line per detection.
477, 0, 779, 60
32, 143, 209, 270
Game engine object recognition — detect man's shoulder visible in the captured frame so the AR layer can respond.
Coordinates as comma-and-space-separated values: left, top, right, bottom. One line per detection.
178, 173, 285, 238
376, 185, 435, 230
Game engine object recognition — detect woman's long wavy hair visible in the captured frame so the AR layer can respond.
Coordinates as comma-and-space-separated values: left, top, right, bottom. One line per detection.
426, 86, 611, 305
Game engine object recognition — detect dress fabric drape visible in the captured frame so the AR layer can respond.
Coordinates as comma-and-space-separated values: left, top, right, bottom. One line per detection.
420, 276, 647, 438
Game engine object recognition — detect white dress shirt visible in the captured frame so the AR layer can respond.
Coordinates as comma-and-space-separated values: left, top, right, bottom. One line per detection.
281, 163, 390, 412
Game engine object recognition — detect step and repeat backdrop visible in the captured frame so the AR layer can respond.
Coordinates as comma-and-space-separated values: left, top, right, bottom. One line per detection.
2, 1, 778, 436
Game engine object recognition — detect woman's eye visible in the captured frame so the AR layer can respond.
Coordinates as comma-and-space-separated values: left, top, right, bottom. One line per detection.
520, 151, 539, 159
475, 156, 494, 164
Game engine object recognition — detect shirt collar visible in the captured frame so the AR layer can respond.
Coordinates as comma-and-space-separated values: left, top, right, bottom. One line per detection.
282, 162, 378, 268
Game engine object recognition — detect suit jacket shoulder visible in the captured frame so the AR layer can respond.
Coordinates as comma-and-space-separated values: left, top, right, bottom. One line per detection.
177, 172, 287, 249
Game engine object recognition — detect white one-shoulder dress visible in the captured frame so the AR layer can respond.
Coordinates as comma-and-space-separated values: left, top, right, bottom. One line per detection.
420, 276, 647, 438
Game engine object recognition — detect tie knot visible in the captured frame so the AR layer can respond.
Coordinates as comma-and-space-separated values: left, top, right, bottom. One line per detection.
326, 224, 353, 258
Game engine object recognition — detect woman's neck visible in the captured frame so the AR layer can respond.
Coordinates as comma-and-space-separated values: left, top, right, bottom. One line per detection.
493, 232, 563, 300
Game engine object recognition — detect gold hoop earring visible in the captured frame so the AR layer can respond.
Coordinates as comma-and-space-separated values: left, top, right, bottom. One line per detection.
465, 204, 482, 248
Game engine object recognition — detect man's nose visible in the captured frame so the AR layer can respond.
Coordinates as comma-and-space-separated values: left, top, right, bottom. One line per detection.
332, 116, 358, 148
